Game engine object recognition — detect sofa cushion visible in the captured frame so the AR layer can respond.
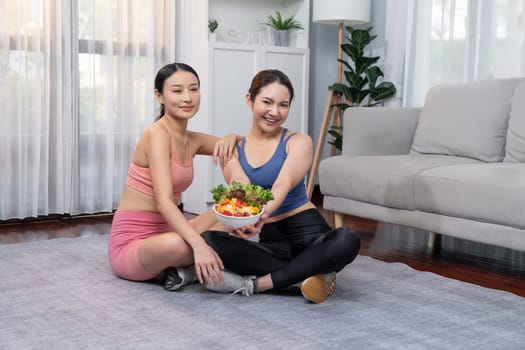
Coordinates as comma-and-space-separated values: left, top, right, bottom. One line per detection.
411, 78, 522, 162
319, 154, 480, 210
415, 163, 525, 229
504, 80, 525, 162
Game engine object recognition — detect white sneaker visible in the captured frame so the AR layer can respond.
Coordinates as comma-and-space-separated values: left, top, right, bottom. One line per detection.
163, 265, 197, 291
206, 270, 255, 296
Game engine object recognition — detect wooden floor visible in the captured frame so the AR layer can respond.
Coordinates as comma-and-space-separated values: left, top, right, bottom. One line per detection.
1, 206, 524, 298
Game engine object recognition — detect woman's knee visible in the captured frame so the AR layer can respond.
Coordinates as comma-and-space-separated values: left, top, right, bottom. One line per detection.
331, 227, 361, 260
164, 233, 192, 254
136, 233, 193, 276
340, 227, 361, 245
141, 233, 191, 263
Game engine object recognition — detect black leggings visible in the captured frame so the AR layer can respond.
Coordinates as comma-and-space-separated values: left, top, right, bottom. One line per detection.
202, 209, 361, 290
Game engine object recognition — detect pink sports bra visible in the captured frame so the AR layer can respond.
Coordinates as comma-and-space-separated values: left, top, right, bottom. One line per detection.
126, 118, 194, 203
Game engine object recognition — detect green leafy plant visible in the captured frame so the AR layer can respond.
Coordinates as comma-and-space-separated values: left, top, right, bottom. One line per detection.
327, 125, 344, 151
264, 11, 303, 30
328, 26, 397, 151
208, 19, 219, 33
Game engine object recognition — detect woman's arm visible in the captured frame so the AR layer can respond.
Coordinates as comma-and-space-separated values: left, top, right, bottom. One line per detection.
221, 148, 251, 185
190, 131, 241, 167
220, 152, 261, 238
146, 126, 223, 283
146, 126, 204, 242
264, 133, 313, 216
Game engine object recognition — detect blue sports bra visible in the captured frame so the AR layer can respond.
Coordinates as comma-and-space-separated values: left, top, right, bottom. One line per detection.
236, 128, 308, 217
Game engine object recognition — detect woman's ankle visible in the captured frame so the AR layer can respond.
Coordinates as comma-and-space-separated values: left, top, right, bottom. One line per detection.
256, 274, 273, 293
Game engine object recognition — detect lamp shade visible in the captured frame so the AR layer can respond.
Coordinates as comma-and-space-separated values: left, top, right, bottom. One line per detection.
313, 0, 371, 25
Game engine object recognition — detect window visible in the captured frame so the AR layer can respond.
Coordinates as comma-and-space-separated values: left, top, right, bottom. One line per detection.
0, 0, 176, 219
385, 0, 525, 107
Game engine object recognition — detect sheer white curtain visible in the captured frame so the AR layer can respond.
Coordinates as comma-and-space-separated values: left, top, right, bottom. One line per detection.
384, 0, 525, 107
0, 0, 177, 220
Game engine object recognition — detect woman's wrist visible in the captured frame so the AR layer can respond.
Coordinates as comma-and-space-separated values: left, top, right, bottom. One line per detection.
186, 233, 206, 249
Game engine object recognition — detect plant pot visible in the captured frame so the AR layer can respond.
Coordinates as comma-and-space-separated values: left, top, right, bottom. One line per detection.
275, 30, 289, 47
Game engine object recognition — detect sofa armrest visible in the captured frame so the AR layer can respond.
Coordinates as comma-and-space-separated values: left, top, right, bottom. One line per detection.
342, 107, 421, 156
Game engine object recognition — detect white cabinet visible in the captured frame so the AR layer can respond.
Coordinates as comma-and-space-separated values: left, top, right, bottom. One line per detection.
209, 42, 310, 192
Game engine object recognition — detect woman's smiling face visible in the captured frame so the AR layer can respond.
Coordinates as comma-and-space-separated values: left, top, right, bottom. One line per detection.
249, 82, 291, 130
157, 70, 201, 119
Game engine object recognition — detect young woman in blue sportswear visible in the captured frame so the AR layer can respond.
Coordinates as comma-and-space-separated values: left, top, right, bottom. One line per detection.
200, 69, 361, 303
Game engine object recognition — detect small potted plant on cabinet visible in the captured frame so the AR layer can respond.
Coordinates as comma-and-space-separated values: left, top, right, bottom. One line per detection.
264, 11, 303, 46
208, 18, 219, 41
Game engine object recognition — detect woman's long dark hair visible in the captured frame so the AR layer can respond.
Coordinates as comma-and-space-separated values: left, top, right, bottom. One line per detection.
154, 63, 200, 120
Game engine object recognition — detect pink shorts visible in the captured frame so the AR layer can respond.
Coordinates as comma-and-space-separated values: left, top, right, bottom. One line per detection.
108, 210, 195, 281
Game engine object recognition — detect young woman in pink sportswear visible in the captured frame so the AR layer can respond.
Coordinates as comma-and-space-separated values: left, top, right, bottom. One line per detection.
108, 63, 236, 289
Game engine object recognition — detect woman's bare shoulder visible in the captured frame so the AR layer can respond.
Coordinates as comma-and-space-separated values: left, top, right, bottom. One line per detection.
285, 131, 312, 154
142, 120, 171, 142
134, 122, 169, 158
286, 131, 312, 144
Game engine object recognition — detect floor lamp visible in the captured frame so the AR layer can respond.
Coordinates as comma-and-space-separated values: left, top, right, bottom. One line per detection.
307, 0, 371, 199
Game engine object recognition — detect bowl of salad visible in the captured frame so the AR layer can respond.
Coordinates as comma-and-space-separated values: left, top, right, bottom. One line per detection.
211, 181, 274, 229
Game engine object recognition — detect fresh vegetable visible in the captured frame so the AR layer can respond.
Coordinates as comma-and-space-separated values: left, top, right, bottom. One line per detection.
211, 181, 274, 217
214, 198, 261, 217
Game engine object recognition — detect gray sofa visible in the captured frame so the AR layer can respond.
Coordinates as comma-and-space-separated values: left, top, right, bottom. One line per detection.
319, 78, 525, 251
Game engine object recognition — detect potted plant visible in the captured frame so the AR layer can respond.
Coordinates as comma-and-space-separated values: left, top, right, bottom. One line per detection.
264, 11, 303, 46
328, 26, 397, 151
208, 19, 219, 41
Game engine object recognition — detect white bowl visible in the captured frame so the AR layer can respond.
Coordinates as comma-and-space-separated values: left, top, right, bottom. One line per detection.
213, 206, 263, 229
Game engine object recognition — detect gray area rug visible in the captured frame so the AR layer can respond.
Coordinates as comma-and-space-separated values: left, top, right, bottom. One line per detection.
1, 236, 524, 350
